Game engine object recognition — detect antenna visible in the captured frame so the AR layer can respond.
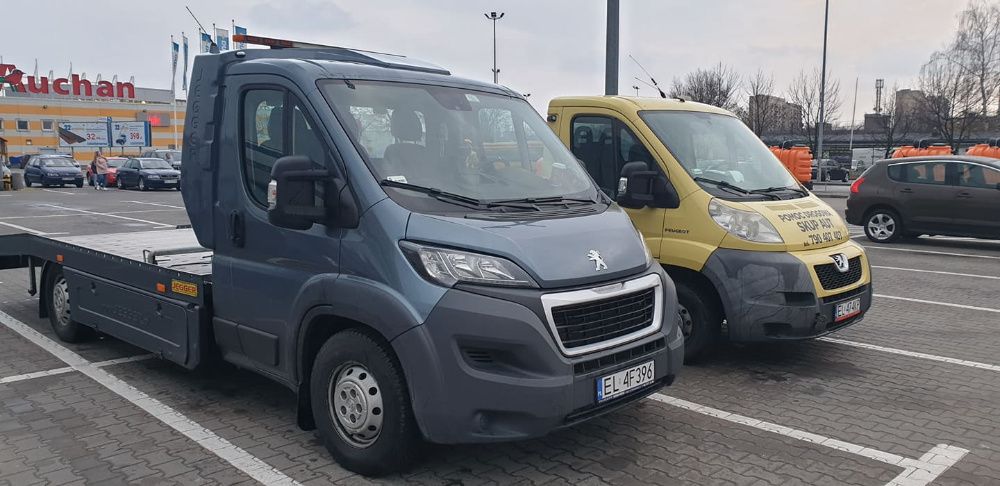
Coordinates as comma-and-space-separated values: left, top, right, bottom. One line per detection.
629, 54, 666, 98
186, 6, 217, 52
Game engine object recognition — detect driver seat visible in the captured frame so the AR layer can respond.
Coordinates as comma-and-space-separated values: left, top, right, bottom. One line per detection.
383, 110, 430, 174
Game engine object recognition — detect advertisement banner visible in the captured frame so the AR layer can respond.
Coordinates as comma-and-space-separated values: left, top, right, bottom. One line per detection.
234, 25, 247, 50
215, 28, 230, 51
110, 122, 151, 147
58, 122, 110, 147
182, 34, 189, 91
200, 32, 212, 53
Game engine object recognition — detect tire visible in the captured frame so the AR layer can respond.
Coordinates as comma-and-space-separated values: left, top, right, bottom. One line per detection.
864, 208, 903, 243
24, 177, 32, 188
676, 283, 722, 362
75, 180, 84, 188
138, 177, 147, 191
45, 266, 95, 343
310, 330, 421, 476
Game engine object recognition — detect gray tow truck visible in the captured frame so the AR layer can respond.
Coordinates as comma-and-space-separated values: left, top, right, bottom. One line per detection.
0, 35, 683, 475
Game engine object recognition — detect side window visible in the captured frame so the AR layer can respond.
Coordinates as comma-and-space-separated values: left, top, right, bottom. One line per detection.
570, 116, 615, 193
955, 163, 1000, 189
619, 127, 654, 166
290, 101, 329, 166
902, 162, 947, 185
887, 164, 904, 182
242, 89, 286, 206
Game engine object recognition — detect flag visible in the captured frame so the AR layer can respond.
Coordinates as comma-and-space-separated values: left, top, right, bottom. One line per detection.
234, 25, 247, 50
171, 37, 179, 94
182, 33, 189, 91
200, 31, 212, 53
215, 27, 230, 51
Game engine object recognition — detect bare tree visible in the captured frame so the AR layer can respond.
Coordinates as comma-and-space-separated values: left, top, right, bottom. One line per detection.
787, 67, 842, 151
869, 84, 914, 159
918, 51, 982, 150
743, 69, 778, 136
952, 0, 1000, 116
669, 63, 741, 112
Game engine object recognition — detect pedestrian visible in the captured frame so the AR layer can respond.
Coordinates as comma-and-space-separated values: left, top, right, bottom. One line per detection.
90, 154, 99, 189
95, 152, 109, 191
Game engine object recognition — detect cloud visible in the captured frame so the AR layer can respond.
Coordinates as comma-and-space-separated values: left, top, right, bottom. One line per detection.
247, 0, 354, 33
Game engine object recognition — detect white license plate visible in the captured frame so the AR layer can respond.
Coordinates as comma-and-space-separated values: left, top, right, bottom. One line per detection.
596, 360, 655, 402
834, 297, 862, 322
63, 177, 75, 181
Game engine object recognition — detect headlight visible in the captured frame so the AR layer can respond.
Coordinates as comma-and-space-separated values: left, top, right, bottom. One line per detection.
400, 241, 538, 288
708, 199, 783, 243
633, 224, 652, 266
146, 174, 160, 179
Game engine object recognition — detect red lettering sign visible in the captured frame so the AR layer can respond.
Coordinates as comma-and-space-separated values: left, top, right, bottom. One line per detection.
0, 63, 135, 99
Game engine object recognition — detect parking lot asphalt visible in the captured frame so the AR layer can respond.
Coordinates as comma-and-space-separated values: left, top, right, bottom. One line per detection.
1, 187, 999, 485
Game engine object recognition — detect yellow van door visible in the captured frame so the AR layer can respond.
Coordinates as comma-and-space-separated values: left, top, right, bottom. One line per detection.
557, 107, 666, 258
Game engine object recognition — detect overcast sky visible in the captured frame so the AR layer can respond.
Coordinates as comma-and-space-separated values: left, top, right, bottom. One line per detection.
2, 0, 972, 123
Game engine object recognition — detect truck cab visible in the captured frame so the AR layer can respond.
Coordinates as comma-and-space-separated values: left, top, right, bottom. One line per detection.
174, 41, 683, 473
548, 96, 872, 359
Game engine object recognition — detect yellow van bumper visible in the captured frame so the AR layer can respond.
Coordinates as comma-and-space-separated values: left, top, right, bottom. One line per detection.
700, 240, 872, 341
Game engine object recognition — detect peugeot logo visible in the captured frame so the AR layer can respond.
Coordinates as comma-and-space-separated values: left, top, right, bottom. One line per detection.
830, 253, 850, 273
587, 250, 608, 271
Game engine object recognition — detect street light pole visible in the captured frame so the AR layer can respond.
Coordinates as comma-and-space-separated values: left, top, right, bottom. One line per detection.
484, 11, 505, 84
605, 0, 619, 95
816, 0, 830, 162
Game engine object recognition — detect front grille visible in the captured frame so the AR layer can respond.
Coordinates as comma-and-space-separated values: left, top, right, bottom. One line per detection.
814, 256, 863, 290
821, 284, 869, 304
551, 288, 656, 350
574, 338, 665, 375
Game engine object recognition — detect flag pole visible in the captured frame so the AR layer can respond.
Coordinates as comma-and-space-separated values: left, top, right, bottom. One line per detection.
171, 35, 178, 149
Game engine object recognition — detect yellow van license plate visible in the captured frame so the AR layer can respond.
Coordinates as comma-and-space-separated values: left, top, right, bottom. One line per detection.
835, 298, 862, 322
596, 360, 654, 402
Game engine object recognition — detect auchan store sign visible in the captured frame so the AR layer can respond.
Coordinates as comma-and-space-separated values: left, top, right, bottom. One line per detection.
0, 63, 136, 99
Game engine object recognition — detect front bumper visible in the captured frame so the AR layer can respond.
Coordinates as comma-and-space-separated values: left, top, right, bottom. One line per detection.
702, 247, 872, 341
144, 178, 180, 188
42, 174, 84, 185
391, 269, 683, 444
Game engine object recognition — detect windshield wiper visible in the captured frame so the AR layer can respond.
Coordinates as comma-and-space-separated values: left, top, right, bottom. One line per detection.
380, 179, 539, 212
693, 176, 751, 195
750, 185, 808, 198
487, 195, 598, 209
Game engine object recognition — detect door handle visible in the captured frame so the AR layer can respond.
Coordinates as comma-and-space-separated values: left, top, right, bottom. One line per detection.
957, 192, 973, 198
227, 210, 245, 247
899, 188, 914, 193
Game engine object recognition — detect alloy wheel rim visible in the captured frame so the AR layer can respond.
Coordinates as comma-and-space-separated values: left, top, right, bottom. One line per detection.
52, 277, 72, 327
328, 363, 384, 448
867, 213, 896, 241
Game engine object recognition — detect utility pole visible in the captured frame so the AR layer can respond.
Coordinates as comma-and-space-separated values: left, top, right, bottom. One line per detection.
484, 11, 504, 84
605, 0, 619, 95
816, 0, 830, 162
633, 85, 640, 96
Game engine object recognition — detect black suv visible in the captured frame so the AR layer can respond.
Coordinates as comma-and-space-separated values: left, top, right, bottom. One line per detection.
846, 155, 1000, 242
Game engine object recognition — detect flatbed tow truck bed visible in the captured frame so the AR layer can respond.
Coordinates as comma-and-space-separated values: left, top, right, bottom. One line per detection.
0, 229, 213, 369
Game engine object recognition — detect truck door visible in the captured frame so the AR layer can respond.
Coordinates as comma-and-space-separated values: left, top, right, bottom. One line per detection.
563, 110, 665, 257
212, 77, 344, 382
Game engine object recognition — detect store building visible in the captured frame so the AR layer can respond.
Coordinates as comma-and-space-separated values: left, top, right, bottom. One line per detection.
0, 62, 184, 162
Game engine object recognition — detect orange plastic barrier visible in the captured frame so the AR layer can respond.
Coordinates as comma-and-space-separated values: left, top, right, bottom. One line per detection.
891, 145, 953, 158
769, 146, 813, 183
967, 143, 1000, 159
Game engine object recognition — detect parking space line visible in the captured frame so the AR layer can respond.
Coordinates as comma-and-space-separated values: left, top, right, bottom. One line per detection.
819, 337, 1000, 373
39, 204, 175, 229
649, 393, 968, 486
0, 220, 51, 235
0, 309, 303, 486
122, 200, 186, 210
863, 245, 1000, 260
875, 294, 1000, 313
0, 366, 75, 384
41, 189, 76, 195
871, 265, 1000, 280
93, 354, 156, 367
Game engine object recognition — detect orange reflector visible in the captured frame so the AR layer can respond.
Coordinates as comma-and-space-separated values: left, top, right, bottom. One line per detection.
56, 254, 64, 263
171, 279, 199, 298
156, 283, 166, 293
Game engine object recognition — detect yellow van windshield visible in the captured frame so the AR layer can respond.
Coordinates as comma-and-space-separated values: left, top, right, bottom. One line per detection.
640, 111, 798, 192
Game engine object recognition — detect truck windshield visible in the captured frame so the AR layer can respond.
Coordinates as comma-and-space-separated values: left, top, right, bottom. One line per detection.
320, 80, 597, 208
640, 111, 799, 194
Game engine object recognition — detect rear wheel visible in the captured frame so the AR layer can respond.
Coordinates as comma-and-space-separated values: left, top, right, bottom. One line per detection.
117, 178, 124, 189
45, 266, 94, 343
864, 208, 903, 243
310, 330, 420, 476
24, 177, 32, 188
676, 283, 721, 362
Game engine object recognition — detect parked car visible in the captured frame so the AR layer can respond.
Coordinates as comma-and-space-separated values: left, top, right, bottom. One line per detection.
20, 153, 75, 170
115, 157, 181, 191
813, 159, 850, 182
86, 157, 127, 186
846, 155, 1000, 242
23, 155, 84, 188
140, 149, 182, 170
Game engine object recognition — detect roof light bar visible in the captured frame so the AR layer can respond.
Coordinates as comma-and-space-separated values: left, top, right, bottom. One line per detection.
233, 34, 322, 49
229, 34, 451, 75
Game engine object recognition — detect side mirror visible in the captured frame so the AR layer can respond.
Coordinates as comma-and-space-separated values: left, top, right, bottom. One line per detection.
267, 155, 332, 230
616, 161, 679, 209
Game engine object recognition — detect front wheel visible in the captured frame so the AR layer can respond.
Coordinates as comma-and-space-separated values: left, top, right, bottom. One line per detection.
311, 330, 421, 476
676, 283, 722, 362
24, 177, 32, 188
864, 208, 903, 243
138, 178, 147, 191
45, 266, 94, 343
75, 180, 84, 188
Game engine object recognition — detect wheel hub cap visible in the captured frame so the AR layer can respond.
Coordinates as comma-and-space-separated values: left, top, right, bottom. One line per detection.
52, 278, 71, 327
329, 364, 383, 448
867, 214, 896, 240
678, 304, 693, 338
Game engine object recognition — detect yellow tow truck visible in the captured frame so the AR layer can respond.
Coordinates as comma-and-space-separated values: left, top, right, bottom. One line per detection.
548, 96, 872, 359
